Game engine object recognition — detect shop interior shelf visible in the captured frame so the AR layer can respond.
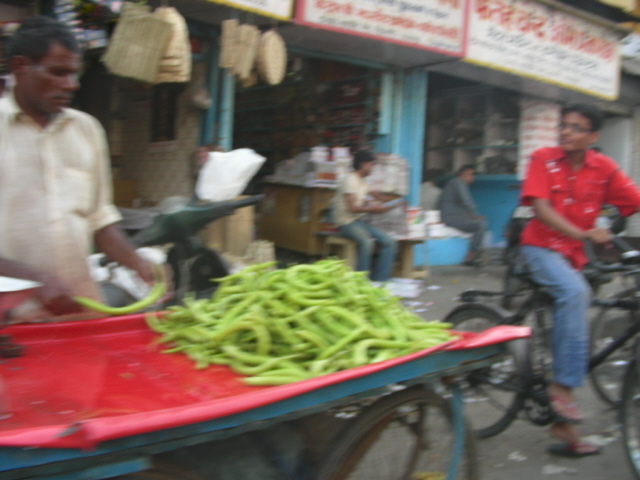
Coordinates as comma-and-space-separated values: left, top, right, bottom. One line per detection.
430, 117, 518, 126
427, 144, 519, 151
328, 102, 368, 110
328, 123, 366, 129
235, 105, 280, 113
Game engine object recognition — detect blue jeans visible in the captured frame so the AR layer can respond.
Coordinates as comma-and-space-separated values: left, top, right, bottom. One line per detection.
520, 246, 591, 388
337, 219, 397, 281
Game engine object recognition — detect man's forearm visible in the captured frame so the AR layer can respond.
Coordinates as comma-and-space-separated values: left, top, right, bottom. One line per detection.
94, 224, 144, 271
0, 257, 47, 282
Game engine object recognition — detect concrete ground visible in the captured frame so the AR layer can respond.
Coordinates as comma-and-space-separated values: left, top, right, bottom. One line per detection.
411, 263, 631, 480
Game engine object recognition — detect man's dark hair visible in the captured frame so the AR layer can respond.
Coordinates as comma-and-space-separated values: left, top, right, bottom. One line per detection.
561, 104, 604, 132
352, 149, 375, 170
7, 16, 79, 62
456, 165, 475, 176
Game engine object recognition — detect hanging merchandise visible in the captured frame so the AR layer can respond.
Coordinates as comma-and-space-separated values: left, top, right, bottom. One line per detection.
154, 7, 192, 84
102, 3, 191, 84
102, 3, 172, 83
256, 29, 287, 86
233, 24, 260, 82
219, 19, 239, 69
219, 20, 287, 86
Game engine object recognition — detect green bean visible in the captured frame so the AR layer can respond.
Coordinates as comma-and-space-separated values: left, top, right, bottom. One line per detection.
147, 259, 457, 385
317, 327, 367, 360
76, 279, 166, 315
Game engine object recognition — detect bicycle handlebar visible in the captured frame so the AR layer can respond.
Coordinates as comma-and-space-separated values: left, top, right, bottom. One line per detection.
584, 236, 640, 274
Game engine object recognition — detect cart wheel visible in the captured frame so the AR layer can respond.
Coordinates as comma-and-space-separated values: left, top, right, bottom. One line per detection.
114, 461, 204, 480
316, 386, 478, 480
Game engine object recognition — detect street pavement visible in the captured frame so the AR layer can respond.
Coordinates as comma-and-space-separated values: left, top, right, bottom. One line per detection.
408, 263, 632, 480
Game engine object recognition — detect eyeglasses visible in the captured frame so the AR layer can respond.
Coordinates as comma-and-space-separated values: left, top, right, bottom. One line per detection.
559, 122, 592, 133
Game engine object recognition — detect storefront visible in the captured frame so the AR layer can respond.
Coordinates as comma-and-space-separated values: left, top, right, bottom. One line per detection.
419, 0, 640, 260
3, 0, 639, 269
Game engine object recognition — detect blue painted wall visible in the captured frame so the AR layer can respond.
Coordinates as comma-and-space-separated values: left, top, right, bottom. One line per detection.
470, 175, 521, 247
384, 70, 429, 266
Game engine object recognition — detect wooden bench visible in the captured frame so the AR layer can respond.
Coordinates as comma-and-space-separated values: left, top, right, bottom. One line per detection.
317, 231, 427, 278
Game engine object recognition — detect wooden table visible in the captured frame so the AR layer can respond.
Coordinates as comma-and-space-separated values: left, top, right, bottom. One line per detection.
318, 231, 427, 279
395, 237, 427, 278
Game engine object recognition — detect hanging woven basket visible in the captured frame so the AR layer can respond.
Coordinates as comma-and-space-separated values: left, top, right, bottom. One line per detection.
234, 24, 260, 81
256, 29, 287, 86
219, 19, 238, 69
101, 3, 172, 84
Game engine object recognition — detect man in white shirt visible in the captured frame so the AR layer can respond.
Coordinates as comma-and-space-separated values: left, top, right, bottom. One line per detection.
0, 16, 153, 320
333, 150, 397, 281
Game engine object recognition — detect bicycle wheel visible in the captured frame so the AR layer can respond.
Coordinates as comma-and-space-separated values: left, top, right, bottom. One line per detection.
445, 305, 525, 438
621, 359, 640, 480
316, 387, 478, 480
590, 289, 638, 406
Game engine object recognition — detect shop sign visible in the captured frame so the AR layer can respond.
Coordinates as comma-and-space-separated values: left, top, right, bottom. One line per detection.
206, 0, 294, 20
466, 0, 622, 100
295, 0, 467, 57
517, 99, 561, 179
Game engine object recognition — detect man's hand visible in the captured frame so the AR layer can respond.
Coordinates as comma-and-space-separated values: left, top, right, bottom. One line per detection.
368, 203, 390, 214
131, 257, 155, 285
582, 227, 612, 244
34, 273, 84, 315
132, 257, 174, 303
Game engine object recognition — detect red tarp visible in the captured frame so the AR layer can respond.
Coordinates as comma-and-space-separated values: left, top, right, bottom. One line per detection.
0, 315, 529, 449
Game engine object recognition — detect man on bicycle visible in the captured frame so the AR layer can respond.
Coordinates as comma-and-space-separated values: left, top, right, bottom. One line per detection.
520, 104, 640, 457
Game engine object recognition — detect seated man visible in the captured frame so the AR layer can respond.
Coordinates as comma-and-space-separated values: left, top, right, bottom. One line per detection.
332, 150, 397, 282
439, 165, 486, 266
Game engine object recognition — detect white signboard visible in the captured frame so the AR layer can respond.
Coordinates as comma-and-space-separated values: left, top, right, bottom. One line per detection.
206, 0, 294, 20
518, 99, 561, 179
296, 0, 467, 57
467, 0, 622, 100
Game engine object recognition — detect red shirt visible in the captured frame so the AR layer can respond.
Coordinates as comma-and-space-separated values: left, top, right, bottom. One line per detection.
520, 147, 640, 269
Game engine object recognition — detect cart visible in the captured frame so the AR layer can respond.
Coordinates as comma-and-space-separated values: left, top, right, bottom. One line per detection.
0, 314, 529, 480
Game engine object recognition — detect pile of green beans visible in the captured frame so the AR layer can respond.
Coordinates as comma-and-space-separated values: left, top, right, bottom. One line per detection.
146, 259, 457, 385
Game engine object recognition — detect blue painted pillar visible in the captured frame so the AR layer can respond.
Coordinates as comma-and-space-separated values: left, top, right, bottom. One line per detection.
388, 69, 428, 266
218, 71, 236, 152
391, 69, 428, 208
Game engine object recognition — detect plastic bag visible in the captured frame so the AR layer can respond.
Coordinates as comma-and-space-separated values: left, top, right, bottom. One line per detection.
196, 148, 265, 202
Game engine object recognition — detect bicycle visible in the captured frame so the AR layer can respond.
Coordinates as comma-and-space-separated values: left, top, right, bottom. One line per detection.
442, 237, 640, 440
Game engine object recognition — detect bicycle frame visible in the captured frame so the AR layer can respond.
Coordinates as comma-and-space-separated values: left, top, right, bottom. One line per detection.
589, 297, 640, 373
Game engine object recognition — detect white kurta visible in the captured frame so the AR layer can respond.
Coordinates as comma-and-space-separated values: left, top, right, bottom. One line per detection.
332, 172, 370, 227
0, 95, 121, 321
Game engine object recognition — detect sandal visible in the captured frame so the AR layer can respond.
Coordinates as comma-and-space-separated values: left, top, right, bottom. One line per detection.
550, 395, 583, 424
547, 442, 601, 458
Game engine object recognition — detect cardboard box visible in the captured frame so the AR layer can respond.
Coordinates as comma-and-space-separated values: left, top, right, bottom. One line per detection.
203, 197, 255, 256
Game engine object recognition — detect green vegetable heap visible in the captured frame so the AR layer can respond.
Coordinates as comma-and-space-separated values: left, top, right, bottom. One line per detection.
146, 259, 457, 385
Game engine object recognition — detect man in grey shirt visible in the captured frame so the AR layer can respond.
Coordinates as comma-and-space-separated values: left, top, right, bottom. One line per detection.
439, 165, 486, 265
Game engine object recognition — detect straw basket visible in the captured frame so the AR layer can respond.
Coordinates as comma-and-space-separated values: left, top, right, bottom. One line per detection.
154, 7, 191, 83
233, 24, 260, 81
101, 3, 172, 84
257, 30, 287, 86
219, 19, 238, 69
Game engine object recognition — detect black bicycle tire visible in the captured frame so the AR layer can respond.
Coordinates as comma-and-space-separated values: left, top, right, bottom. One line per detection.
316, 386, 478, 480
446, 305, 525, 438
589, 287, 638, 406
621, 359, 640, 480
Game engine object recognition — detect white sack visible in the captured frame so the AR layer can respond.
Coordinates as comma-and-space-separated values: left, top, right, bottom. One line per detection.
196, 148, 266, 202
